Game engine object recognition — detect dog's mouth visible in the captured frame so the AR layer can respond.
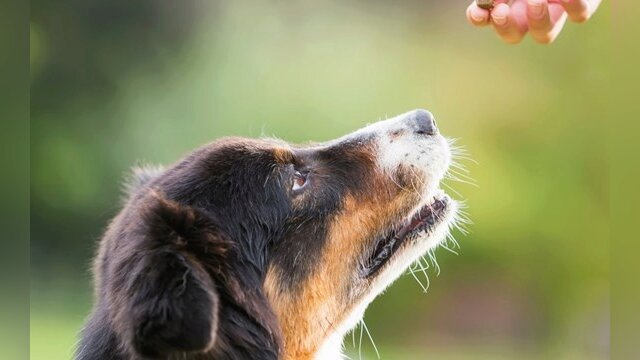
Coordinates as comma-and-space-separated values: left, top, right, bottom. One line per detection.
363, 193, 449, 278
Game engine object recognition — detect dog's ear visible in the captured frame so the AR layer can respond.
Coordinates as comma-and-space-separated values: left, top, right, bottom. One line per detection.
117, 191, 228, 358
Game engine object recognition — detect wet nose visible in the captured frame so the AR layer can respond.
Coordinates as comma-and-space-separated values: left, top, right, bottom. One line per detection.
407, 109, 437, 136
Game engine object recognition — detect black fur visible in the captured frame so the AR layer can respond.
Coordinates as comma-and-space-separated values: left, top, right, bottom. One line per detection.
78, 135, 377, 359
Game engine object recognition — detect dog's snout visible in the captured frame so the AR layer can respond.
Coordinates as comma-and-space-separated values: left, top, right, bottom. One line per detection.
407, 109, 437, 136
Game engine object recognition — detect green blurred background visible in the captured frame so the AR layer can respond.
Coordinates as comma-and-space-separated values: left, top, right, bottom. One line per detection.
30, 1, 609, 359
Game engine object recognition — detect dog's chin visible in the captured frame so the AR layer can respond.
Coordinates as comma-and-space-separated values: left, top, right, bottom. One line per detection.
361, 189, 456, 295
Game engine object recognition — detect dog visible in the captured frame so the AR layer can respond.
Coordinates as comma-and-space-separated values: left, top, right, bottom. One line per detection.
77, 109, 460, 360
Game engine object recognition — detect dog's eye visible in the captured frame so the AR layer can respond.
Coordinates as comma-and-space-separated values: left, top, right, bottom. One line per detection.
292, 170, 308, 191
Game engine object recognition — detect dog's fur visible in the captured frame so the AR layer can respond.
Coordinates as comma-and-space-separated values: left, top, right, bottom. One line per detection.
77, 110, 458, 360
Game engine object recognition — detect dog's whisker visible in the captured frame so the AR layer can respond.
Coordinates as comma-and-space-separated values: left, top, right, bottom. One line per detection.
419, 255, 431, 270
448, 174, 477, 188
448, 168, 476, 183
427, 249, 441, 276
441, 182, 464, 198
406, 166, 432, 207
444, 174, 479, 188
360, 319, 381, 359
439, 242, 459, 255
449, 161, 471, 174
446, 233, 461, 250
352, 324, 356, 349
358, 320, 364, 360
408, 263, 429, 293
389, 172, 411, 193
416, 257, 431, 292
451, 155, 478, 165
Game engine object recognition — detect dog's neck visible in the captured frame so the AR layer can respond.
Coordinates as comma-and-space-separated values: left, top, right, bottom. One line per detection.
264, 284, 370, 360
278, 306, 367, 360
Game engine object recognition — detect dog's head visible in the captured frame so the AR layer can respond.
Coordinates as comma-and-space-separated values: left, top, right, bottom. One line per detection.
85, 109, 459, 360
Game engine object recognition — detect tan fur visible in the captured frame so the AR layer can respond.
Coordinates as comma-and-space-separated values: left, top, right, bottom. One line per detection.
273, 147, 295, 164
264, 169, 419, 359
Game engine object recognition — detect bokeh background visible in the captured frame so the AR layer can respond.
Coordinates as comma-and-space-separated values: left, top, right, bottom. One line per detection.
30, 1, 609, 359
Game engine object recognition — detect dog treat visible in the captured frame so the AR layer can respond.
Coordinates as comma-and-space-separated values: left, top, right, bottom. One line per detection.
476, 0, 495, 10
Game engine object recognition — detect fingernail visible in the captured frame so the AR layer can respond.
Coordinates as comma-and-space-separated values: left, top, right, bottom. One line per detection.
528, 0, 545, 17
492, 15, 507, 26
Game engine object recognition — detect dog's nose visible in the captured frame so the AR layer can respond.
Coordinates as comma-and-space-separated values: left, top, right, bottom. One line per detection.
407, 109, 438, 136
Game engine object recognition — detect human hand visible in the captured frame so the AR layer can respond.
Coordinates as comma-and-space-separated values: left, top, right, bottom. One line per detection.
466, 0, 602, 44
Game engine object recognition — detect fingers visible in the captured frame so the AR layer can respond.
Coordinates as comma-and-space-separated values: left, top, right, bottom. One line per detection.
491, 3, 527, 44
466, 0, 600, 44
466, 2, 490, 26
560, 0, 602, 23
527, 0, 568, 44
